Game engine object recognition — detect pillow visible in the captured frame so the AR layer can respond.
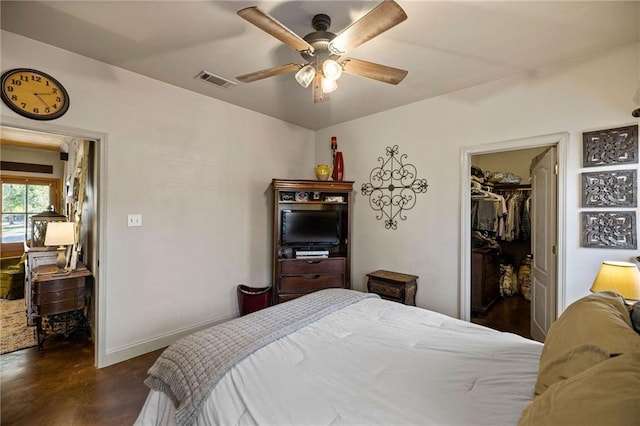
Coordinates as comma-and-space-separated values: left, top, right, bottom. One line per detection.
534, 291, 640, 395
519, 352, 640, 426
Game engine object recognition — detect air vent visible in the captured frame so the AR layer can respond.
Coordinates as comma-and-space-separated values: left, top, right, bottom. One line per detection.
194, 70, 236, 88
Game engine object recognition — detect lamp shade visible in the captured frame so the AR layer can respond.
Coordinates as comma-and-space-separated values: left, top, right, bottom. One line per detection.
44, 221, 75, 247
590, 261, 640, 300
295, 64, 316, 88
322, 59, 342, 81
321, 77, 338, 93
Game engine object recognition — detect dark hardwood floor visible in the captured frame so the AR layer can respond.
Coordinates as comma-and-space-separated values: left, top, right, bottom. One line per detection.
1, 333, 163, 425
471, 294, 532, 339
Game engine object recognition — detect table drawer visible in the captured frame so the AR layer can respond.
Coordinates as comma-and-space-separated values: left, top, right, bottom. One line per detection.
280, 258, 345, 275
280, 274, 344, 293
368, 280, 403, 300
38, 277, 84, 292
35, 277, 86, 315
40, 298, 85, 316
39, 287, 85, 303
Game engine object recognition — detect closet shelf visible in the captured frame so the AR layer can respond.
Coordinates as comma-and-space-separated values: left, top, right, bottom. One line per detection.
493, 184, 531, 191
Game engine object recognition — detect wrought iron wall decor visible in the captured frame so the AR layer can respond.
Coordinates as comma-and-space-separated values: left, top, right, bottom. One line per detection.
581, 211, 637, 249
581, 169, 637, 208
582, 125, 638, 167
361, 145, 428, 229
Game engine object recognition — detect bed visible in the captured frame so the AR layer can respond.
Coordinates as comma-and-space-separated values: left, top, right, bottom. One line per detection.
135, 288, 640, 426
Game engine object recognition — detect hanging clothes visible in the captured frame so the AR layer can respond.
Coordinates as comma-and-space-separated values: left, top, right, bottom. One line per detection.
495, 189, 531, 241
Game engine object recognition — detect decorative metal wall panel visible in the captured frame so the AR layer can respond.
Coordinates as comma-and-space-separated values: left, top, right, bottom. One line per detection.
582, 125, 638, 167
581, 169, 637, 207
581, 211, 637, 249
361, 145, 428, 230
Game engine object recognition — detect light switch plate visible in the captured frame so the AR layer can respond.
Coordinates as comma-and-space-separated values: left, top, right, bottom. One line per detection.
127, 214, 142, 227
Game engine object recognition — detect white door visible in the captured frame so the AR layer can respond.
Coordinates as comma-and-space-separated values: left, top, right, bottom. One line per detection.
530, 147, 557, 342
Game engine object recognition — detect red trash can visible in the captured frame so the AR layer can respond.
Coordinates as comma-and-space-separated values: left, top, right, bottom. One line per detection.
237, 285, 272, 316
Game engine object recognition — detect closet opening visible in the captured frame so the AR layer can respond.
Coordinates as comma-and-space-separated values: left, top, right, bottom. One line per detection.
470, 154, 538, 339
461, 134, 566, 343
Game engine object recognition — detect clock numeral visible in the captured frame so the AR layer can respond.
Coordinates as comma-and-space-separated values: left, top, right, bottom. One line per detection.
11, 95, 17, 101
10, 79, 21, 86
19, 74, 29, 81
31, 75, 42, 83
6, 86, 14, 92
56, 97, 61, 102
33, 107, 39, 114
21, 102, 26, 108
45, 107, 51, 113
52, 104, 58, 110
52, 88, 58, 94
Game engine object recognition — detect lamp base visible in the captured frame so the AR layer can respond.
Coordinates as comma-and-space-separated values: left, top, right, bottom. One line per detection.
54, 246, 68, 275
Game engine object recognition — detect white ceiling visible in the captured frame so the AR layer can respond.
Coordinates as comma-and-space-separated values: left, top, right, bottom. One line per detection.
1, 1, 639, 130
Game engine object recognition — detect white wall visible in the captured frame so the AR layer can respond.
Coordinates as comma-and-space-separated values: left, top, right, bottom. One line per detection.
316, 42, 640, 319
1, 31, 315, 366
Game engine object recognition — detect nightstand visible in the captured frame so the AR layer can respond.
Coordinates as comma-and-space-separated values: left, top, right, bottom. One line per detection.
366, 270, 418, 305
32, 262, 92, 348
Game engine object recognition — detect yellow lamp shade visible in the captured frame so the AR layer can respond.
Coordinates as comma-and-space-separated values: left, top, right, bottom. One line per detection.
590, 261, 640, 300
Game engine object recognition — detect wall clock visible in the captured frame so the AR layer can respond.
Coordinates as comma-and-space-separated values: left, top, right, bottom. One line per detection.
1, 68, 70, 120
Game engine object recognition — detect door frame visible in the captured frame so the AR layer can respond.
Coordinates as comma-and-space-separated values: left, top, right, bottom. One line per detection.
1, 114, 108, 368
459, 132, 568, 323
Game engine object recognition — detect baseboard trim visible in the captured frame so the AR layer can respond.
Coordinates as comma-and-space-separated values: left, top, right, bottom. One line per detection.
100, 313, 236, 367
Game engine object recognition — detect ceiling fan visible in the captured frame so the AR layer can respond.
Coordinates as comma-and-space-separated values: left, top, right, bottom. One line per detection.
236, 0, 408, 103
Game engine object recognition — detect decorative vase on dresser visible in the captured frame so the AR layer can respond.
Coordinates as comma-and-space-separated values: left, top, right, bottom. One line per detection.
333, 151, 344, 181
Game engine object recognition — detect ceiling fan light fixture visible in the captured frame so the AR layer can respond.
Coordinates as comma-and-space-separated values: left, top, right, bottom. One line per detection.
295, 64, 316, 88
322, 59, 343, 81
321, 77, 338, 93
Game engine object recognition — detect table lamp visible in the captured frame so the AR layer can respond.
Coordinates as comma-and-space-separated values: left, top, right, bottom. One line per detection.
44, 221, 76, 275
590, 261, 640, 302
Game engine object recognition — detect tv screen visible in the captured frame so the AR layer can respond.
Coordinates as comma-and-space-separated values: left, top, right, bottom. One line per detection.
281, 210, 340, 246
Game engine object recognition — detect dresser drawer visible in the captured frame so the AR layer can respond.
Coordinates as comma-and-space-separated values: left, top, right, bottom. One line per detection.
280, 258, 345, 275
280, 274, 344, 293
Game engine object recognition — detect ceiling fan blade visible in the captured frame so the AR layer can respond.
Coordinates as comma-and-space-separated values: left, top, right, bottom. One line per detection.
329, 0, 407, 55
313, 74, 329, 103
237, 63, 301, 83
238, 7, 314, 54
341, 58, 408, 85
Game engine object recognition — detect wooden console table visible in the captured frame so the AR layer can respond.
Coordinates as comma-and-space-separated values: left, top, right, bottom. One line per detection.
366, 270, 418, 306
32, 262, 92, 349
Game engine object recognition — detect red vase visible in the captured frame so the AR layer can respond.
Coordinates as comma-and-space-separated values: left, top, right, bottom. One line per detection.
333, 151, 344, 181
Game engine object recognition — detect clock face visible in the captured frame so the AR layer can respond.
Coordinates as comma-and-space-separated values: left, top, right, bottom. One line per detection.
1, 68, 70, 120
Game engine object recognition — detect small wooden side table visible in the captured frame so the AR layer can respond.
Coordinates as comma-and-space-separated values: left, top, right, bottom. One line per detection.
366, 270, 418, 306
32, 262, 92, 349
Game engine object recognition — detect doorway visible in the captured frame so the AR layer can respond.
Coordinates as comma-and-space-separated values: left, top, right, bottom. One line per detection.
0, 118, 106, 366
460, 133, 567, 342
469, 147, 545, 339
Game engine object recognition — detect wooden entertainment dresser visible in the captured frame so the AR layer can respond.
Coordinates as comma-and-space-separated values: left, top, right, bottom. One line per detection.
271, 179, 354, 303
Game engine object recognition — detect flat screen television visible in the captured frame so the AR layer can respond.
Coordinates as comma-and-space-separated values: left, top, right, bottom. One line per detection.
281, 209, 340, 246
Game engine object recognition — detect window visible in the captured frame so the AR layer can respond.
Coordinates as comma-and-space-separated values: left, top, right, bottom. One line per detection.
1, 175, 61, 255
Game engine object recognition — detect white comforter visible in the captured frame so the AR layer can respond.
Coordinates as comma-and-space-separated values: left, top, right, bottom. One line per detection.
136, 297, 542, 426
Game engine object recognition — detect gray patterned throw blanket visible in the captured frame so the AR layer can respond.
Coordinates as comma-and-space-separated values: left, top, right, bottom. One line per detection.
144, 288, 378, 426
